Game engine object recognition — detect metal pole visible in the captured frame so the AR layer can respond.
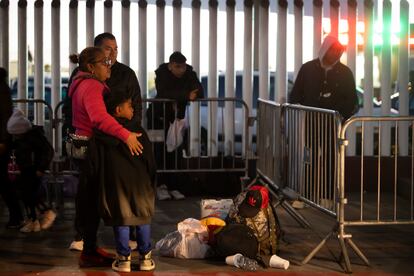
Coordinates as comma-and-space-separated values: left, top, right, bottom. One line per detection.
86, 0, 95, 46
313, 0, 322, 58
381, 0, 392, 156
34, 0, 44, 125
293, 0, 303, 80
69, 0, 78, 74
258, 0, 269, 99
190, 0, 201, 157
363, 0, 374, 155
156, 0, 165, 67
346, 0, 357, 156
398, 0, 409, 156
330, 0, 339, 38
18, 0, 27, 112
0, 0, 9, 74
138, 0, 147, 99
104, 0, 112, 33
243, 0, 253, 155
276, 0, 287, 103
253, 0, 259, 71
172, 0, 182, 51
208, 0, 218, 156
121, 0, 130, 65
51, 0, 61, 154
225, 0, 235, 156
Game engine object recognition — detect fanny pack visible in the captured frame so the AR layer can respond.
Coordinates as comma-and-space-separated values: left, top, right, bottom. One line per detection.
65, 133, 89, 160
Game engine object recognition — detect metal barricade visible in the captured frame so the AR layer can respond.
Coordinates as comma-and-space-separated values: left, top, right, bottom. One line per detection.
143, 98, 250, 178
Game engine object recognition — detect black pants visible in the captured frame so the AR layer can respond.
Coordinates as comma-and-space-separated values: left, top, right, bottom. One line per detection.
74, 158, 100, 253
18, 169, 42, 221
0, 153, 23, 224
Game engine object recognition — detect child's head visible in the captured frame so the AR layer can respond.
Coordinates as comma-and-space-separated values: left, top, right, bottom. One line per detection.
104, 92, 134, 120
7, 109, 32, 136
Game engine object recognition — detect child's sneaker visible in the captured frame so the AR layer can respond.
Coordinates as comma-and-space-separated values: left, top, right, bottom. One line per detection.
139, 251, 155, 271
40, 209, 57, 229
112, 254, 131, 272
157, 185, 171, 200
169, 190, 185, 200
20, 220, 41, 233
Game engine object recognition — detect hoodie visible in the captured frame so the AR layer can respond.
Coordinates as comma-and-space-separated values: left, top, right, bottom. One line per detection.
68, 71, 130, 142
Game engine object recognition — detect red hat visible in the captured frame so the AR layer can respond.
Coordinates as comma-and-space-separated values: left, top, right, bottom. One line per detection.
238, 185, 269, 218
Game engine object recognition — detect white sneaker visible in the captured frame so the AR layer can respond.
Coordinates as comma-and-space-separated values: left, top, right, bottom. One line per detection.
169, 190, 185, 200
157, 185, 171, 200
69, 240, 84, 251
139, 251, 155, 271
112, 254, 131, 273
40, 210, 57, 230
20, 220, 41, 233
128, 240, 138, 250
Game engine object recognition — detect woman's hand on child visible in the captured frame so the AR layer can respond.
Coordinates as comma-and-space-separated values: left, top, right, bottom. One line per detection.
126, 132, 143, 156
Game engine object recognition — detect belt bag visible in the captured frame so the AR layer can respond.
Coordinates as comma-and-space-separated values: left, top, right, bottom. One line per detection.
66, 133, 89, 160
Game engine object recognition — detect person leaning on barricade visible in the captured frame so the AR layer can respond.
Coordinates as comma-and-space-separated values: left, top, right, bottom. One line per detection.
148, 51, 204, 201
68, 46, 143, 268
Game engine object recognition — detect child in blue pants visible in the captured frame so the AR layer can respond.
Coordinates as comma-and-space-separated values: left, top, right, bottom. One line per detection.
89, 91, 157, 272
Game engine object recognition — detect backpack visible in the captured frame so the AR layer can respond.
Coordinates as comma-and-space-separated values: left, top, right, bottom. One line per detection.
227, 188, 280, 257
214, 223, 258, 259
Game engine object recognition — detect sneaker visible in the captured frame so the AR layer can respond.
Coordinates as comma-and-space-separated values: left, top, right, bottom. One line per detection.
20, 220, 41, 233
69, 240, 84, 251
79, 248, 115, 268
112, 254, 131, 272
129, 240, 138, 251
157, 185, 171, 200
169, 190, 185, 200
40, 209, 57, 230
139, 251, 155, 271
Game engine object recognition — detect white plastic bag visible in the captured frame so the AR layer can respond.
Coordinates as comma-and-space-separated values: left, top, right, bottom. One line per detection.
155, 218, 210, 259
166, 118, 187, 152
200, 199, 234, 220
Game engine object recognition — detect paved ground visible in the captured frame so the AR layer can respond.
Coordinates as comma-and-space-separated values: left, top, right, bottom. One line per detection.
0, 195, 413, 275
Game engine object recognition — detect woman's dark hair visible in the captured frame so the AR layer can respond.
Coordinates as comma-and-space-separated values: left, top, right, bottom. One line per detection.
69, 47, 104, 72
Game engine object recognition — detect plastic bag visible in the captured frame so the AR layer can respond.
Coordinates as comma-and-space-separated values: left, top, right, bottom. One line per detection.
166, 118, 187, 152
155, 218, 210, 259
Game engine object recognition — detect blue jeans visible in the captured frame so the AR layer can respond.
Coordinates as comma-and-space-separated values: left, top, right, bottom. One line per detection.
113, 224, 152, 257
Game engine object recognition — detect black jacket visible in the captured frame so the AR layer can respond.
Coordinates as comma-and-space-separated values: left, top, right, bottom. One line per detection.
148, 63, 203, 128
13, 126, 54, 173
289, 59, 358, 120
89, 120, 156, 226
0, 80, 12, 145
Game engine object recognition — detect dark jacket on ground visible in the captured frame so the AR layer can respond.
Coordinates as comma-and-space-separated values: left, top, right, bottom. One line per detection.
89, 120, 156, 226
148, 63, 203, 128
13, 126, 54, 173
289, 58, 358, 120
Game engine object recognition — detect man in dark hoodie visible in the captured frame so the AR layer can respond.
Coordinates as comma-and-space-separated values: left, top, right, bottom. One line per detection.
149, 51, 203, 200
289, 35, 358, 120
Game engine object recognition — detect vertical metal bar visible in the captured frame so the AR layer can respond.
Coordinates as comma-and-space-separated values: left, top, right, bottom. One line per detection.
34, 0, 44, 125
69, 0, 78, 74
258, 0, 269, 100
156, 0, 165, 67
329, 0, 339, 38
393, 121, 398, 221
86, 0, 95, 46
121, 0, 130, 65
52, 0, 61, 154
312, 0, 322, 58
293, 0, 303, 80
208, 0, 218, 156
190, 0, 201, 157
377, 121, 381, 221
276, 0, 287, 103
360, 122, 365, 221
172, 0, 181, 51
104, 0, 112, 33
0, 0, 10, 73
364, 0, 374, 155
138, 0, 147, 97
225, 0, 235, 156
18, 0, 27, 112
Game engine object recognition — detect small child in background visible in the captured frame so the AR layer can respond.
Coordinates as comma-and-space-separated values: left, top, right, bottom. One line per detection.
88, 91, 156, 272
7, 109, 56, 232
